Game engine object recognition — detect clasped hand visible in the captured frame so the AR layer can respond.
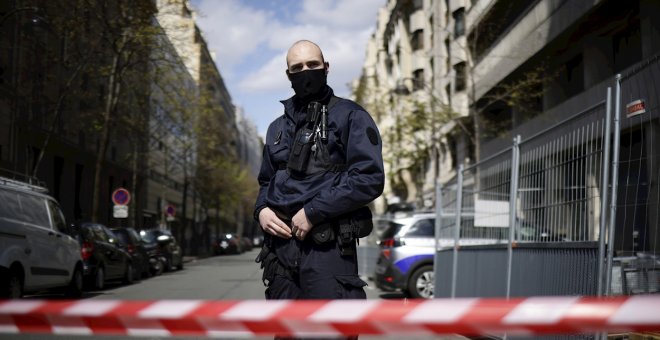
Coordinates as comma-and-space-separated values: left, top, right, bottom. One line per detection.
258, 207, 312, 240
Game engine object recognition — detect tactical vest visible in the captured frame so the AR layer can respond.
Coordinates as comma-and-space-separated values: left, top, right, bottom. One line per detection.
283, 96, 346, 179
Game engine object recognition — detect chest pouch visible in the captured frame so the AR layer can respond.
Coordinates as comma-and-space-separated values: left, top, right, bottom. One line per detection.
287, 102, 325, 174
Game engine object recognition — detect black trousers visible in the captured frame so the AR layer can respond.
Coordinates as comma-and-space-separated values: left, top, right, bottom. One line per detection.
265, 238, 365, 339
266, 237, 366, 299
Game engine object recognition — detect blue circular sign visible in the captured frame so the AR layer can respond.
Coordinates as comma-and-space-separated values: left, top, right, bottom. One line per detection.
112, 188, 131, 206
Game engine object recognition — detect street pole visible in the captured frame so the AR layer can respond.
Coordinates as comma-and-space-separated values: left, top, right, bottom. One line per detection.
1, 6, 41, 175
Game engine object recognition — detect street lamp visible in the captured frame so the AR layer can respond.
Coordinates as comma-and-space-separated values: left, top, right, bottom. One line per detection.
0, 6, 42, 25
1, 6, 47, 177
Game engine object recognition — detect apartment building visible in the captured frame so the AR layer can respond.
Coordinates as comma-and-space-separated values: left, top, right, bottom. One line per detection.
357, 0, 660, 226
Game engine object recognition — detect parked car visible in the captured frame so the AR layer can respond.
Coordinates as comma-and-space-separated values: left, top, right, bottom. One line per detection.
252, 234, 264, 248
145, 242, 166, 276
374, 213, 436, 299
111, 227, 150, 279
139, 229, 183, 271
73, 222, 134, 289
212, 233, 242, 255
0, 176, 84, 298
240, 235, 254, 252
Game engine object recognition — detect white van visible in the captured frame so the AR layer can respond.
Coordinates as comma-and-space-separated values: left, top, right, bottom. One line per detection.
0, 177, 83, 298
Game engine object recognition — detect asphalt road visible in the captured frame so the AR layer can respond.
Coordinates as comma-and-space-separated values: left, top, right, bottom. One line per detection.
1, 248, 468, 340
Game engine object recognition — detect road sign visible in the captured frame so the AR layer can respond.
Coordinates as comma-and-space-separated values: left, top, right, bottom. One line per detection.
112, 188, 131, 206
166, 205, 176, 222
626, 99, 646, 118
113, 205, 128, 219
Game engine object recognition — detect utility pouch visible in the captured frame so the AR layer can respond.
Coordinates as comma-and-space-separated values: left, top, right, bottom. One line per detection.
353, 206, 374, 238
338, 220, 355, 257
287, 128, 315, 173
310, 222, 336, 244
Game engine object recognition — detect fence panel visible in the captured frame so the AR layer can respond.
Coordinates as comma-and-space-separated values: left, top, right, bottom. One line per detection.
516, 102, 608, 244
459, 148, 513, 244
436, 98, 610, 299
610, 54, 660, 295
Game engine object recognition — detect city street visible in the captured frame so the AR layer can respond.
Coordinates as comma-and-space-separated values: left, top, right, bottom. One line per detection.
85, 248, 399, 302
1, 249, 467, 340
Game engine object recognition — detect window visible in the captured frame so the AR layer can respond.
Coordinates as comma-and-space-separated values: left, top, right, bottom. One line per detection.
445, 84, 452, 106
445, 38, 451, 72
0, 191, 21, 221
19, 195, 50, 227
453, 8, 465, 38
103, 226, 118, 244
411, 29, 424, 51
413, 69, 425, 91
454, 62, 467, 92
406, 219, 435, 237
47, 200, 67, 233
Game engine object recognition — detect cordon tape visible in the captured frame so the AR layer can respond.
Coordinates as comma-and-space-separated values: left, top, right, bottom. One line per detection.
1, 295, 659, 337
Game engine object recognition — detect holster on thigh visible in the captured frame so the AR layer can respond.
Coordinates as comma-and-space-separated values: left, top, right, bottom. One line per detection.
255, 243, 294, 287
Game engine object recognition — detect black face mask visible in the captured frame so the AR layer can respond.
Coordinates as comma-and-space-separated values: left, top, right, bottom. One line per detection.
289, 68, 327, 101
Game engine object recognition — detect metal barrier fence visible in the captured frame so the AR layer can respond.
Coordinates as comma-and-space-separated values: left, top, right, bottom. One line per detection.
610, 54, 660, 295
435, 99, 610, 299
435, 55, 660, 301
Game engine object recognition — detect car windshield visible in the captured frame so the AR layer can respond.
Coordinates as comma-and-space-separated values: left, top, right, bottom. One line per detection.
113, 230, 130, 244
140, 230, 160, 243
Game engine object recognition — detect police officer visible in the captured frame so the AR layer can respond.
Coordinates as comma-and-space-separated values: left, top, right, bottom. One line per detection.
254, 39, 384, 307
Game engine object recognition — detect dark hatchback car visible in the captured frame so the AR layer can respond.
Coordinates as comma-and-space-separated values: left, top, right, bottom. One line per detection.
111, 227, 150, 279
212, 233, 241, 255
73, 223, 134, 289
139, 229, 183, 271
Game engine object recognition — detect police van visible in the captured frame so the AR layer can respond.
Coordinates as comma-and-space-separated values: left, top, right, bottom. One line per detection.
0, 176, 83, 298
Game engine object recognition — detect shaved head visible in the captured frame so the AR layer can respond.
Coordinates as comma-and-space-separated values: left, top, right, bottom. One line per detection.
286, 40, 325, 68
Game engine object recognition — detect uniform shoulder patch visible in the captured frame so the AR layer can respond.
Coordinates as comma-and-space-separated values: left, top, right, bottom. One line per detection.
366, 127, 378, 145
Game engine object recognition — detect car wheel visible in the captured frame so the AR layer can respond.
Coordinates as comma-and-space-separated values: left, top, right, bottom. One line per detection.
123, 263, 134, 284
95, 266, 105, 290
154, 259, 164, 276
66, 267, 83, 298
3, 268, 23, 299
407, 265, 434, 299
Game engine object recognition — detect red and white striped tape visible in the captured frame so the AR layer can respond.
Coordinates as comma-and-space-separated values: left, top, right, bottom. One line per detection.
1, 296, 659, 337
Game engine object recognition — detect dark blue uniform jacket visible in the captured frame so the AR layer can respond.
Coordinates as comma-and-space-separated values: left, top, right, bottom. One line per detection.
254, 87, 384, 245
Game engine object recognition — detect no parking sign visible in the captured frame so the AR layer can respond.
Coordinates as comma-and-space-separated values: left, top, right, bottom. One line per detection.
112, 188, 131, 219
112, 188, 131, 206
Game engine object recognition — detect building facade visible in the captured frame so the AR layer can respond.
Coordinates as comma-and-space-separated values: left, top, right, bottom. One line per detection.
356, 0, 660, 225
1, 0, 262, 256
156, 0, 262, 248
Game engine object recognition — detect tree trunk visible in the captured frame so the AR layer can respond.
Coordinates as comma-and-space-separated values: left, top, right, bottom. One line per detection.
130, 141, 139, 228
91, 52, 121, 222
32, 60, 88, 178
181, 168, 189, 247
